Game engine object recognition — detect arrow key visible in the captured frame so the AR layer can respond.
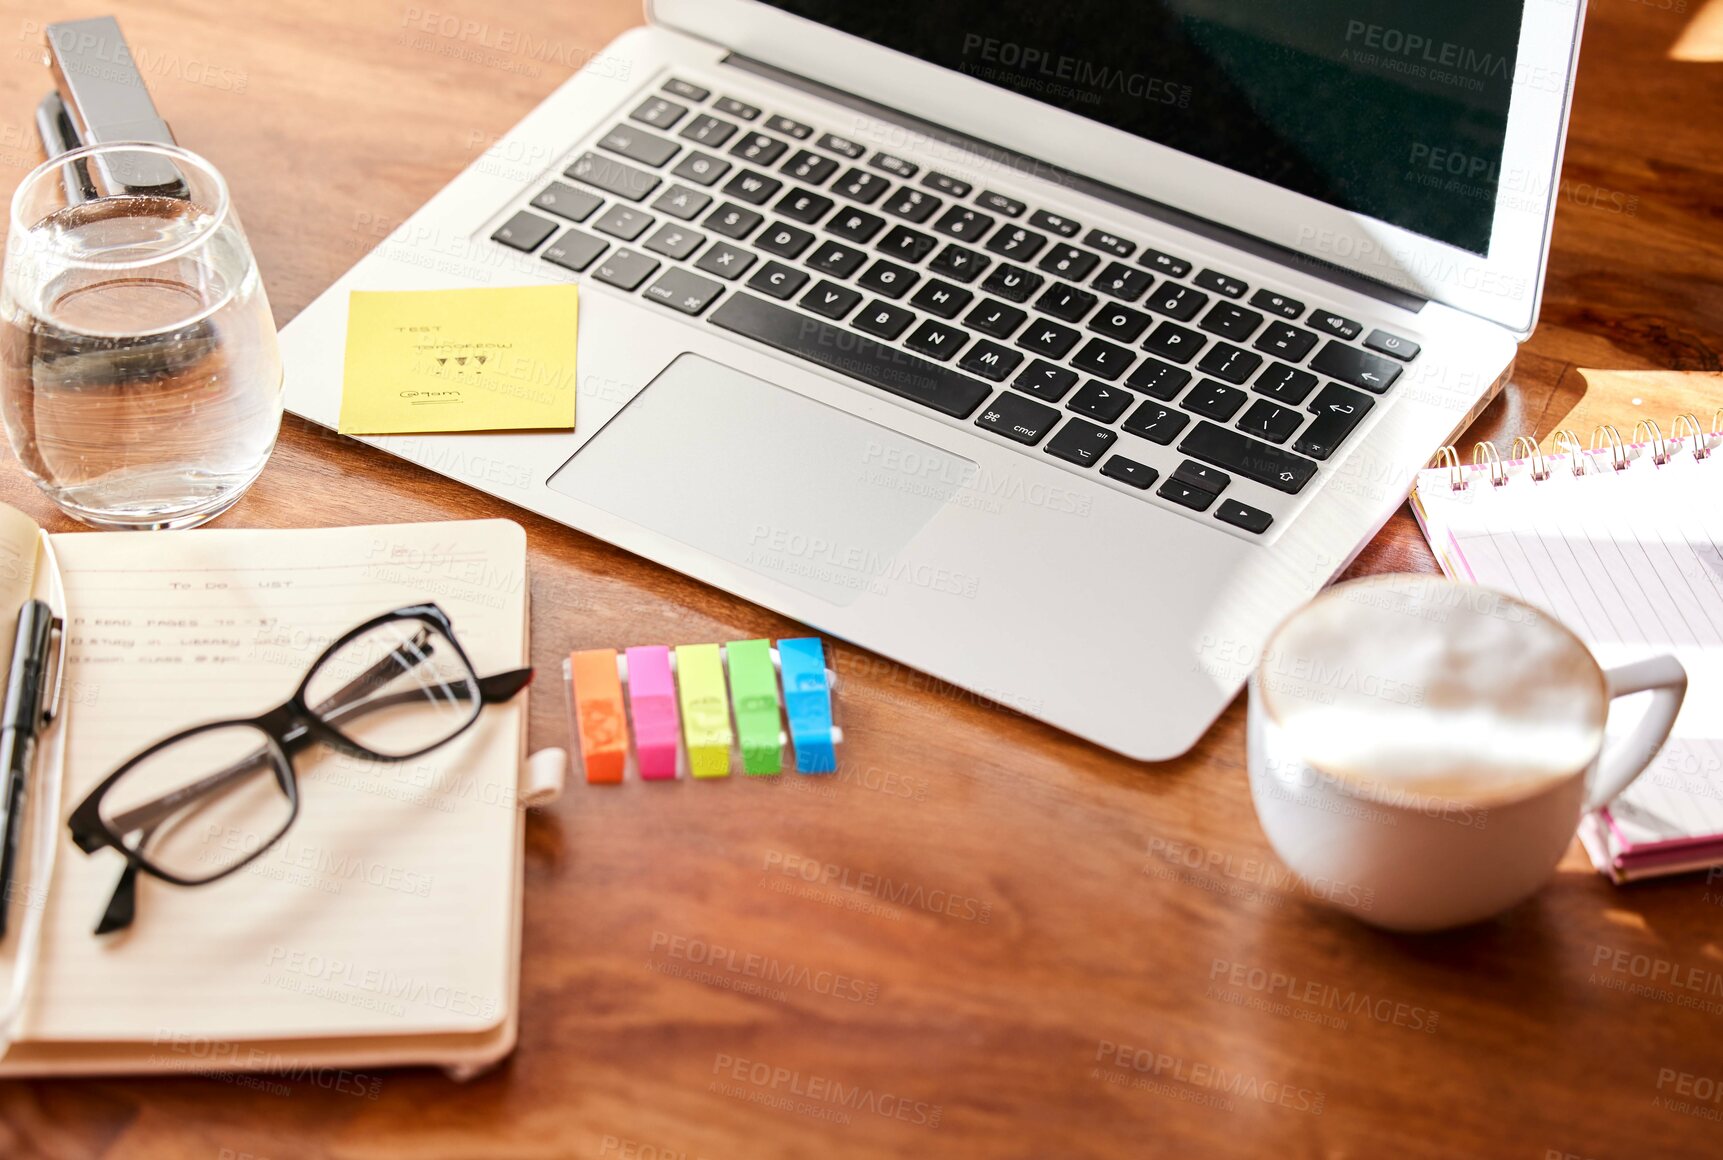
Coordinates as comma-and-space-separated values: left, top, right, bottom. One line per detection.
1309, 341, 1402, 393
1067, 380, 1132, 423
1292, 383, 1374, 460
1172, 460, 1230, 494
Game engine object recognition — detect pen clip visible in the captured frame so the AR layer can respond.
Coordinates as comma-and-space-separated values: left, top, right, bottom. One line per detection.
39, 616, 65, 726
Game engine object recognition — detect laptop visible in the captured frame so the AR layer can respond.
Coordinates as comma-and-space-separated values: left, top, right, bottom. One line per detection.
281, 1, 1586, 760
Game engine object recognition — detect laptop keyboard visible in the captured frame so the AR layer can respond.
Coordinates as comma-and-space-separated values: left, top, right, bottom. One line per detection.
486, 75, 1422, 538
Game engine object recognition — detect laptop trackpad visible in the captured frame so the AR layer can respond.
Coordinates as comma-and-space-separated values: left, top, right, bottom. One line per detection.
547, 353, 971, 606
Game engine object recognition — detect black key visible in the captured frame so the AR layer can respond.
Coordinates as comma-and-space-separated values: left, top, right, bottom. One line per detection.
1142, 321, 1206, 364
1145, 283, 1208, 321
909, 278, 973, 319
1088, 303, 1153, 343
1123, 402, 1191, 445
765, 114, 813, 140
1178, 423, 1318, 493
806, 240, 867, 279
870, 152, 918, 178
652, 185, 713, 221
826, 207, 886, 244
706, 202, 764, 239
644, 268, 723, 315
928, 244, 990, 284
1250, 289, 1305, 319
1194, 268, 1247, 298
1016, 318, 1080, 359
978, 190, 1026, 217
965, 299, 1027, 339
1254, 362, 1318, 405
1029, 209, 1080, 237
591, 248, 660, 291
1083, 229, 1135, 258
746, 260, 809, 300
933, 206, 995, 242
776, 188, 834, 224
532, 182, 603, 222
879, 225, 938, 263
491, 210, 557, 252
1070, 337, 1135, 381
694, 241, 757, 280
567, 152, 660, 201
856, 259, 918, 299
714, 96, 760, 120
1158, 478, 1216, 512
1068, 381, 1132, 423
986, 224, 1048, 262
1310, 310, 1361, 340
1184, 379, 1247, 421
1123, 358, 1191, 402
882, 186, 941, 223
593, 204, 655, 241
1216, 500, 1273, 534
1200, 303, 1263, 342
958, 340, 1023, 382
1195, 342, 1262, 385
540, 229, 608, 273
922, 171, 972, 197
643, 222, 704, 260
1046, 418, 1116, 467
1139, 248, 1191, 278
1092, 262, 1153, 303
758, 222, 814, 258
722, 169, 783, 205
1252, 322, 1318, 362
977, 391, 1061, 445
904, 318, 970, 361
1036, 282, 1097, 323
1365, 329, 1420, 361
1014, 360, 1079, 402
1237, 399, 1303, 444
980, 263, 1043, 303
711, 293, 991, 417
599, 125, 679, 167
680, 114, 740, 148
854, 300, 916, 340
817, 133, 867, 159
1293, 383, 1375, 460
1038, 244, 1101, 281
664, 78, 710, 102
1173, 460, 1230, 494
781, 149, 838, 185
1101, 456, 1158, 489
832, 168, 890, 204
671, 151, 731, 187
631, 96, 688, 130
801, 279, 862, 320
1309, 341, 1401, 393
731, 131, 789, 166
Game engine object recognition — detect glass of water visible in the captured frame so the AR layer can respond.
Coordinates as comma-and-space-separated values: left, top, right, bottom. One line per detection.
0, 142, 282, 529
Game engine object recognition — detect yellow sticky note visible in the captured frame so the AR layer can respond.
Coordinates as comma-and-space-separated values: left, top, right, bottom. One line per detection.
339, 284, 580, 434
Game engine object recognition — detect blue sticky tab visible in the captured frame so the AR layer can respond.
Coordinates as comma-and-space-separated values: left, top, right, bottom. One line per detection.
779, 637, 836, 773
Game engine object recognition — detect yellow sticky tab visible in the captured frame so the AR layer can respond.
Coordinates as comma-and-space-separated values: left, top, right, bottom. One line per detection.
674, 643, 731, 778
339, 284, 580, 435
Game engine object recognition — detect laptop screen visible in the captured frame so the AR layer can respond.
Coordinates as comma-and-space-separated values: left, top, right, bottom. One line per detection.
755, 1, 1525, 257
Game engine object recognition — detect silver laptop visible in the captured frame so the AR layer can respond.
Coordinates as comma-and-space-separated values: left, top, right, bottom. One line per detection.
281, 1, 1585, 759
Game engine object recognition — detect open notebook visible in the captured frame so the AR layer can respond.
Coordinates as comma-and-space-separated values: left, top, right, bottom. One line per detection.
0, 513, 541, 1077
1411, 417, 1723, 881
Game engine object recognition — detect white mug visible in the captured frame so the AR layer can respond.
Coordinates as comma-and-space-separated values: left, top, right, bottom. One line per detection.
1247, 574, 1686, 932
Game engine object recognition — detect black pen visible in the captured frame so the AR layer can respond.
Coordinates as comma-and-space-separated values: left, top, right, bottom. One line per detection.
0, 600, 58, 941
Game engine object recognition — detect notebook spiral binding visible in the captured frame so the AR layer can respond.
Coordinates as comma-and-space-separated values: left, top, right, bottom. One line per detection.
1430, 407, 1723, 492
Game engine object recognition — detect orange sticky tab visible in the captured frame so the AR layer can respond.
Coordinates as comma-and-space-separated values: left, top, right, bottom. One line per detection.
570, 648, 627, 783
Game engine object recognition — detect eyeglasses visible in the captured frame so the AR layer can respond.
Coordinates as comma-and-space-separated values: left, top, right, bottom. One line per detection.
66, 604, 531, 934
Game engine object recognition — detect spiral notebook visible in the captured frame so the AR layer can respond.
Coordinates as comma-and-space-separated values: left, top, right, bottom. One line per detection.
1410, 413, 1723, 882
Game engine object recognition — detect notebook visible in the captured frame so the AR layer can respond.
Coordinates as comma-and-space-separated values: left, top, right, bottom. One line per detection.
0, 512, 542, 1077
1410, 411, 1723, 882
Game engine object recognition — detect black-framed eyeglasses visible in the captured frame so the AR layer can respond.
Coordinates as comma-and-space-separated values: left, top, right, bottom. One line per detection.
67, 604, 531, 935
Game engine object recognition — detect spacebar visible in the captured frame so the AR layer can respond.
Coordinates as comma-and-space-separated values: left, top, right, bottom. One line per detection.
709, 293, 992, 419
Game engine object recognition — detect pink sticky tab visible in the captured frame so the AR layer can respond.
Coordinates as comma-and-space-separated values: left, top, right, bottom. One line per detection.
626, 646, 680, 779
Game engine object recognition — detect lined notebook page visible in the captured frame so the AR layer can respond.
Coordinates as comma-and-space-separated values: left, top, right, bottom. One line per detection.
21, 520, 526, 1043
1414, 452, 1723, 846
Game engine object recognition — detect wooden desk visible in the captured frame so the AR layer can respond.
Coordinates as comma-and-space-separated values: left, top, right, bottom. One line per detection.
1, 4, 1720, 1157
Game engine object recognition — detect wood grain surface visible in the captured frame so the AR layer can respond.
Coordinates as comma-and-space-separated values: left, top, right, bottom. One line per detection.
0, 2, 1720, 1157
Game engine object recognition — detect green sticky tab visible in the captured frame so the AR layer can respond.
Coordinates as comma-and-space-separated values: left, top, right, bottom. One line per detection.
675, 643, 732, 778
726, 638, 782, 775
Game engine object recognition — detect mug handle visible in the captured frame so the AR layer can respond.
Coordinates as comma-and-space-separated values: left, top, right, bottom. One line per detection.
1585, 655, 1688, 812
